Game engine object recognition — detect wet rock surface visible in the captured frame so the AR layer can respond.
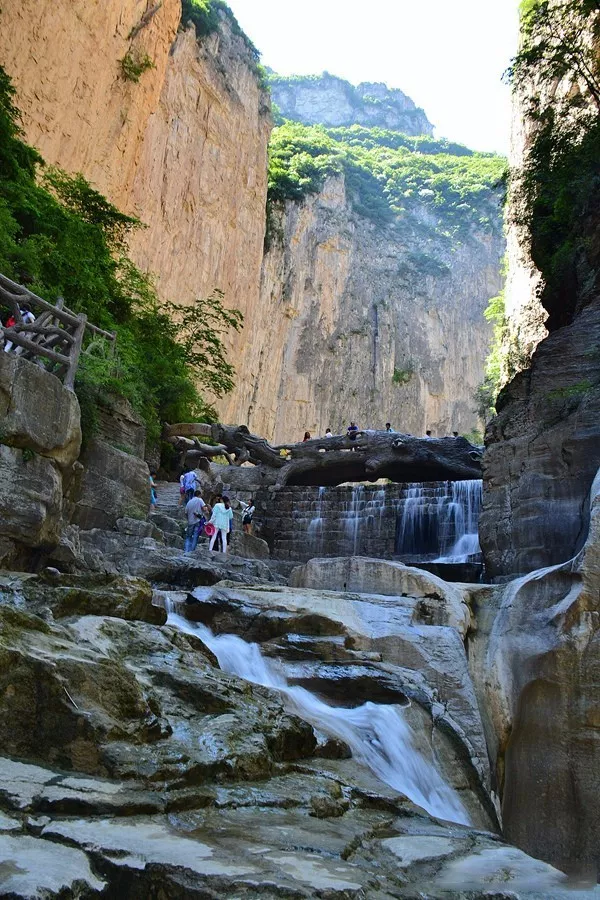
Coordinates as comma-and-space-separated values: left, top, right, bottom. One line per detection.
470, 471, 600, 879
1, 566, 594, 898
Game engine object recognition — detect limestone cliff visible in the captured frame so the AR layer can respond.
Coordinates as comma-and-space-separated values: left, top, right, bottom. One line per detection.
220, 176, 504, 442
0, 0, 272, 403
481, 3, 600, 577
0, 1, 500, 443
270, 72, 434, 135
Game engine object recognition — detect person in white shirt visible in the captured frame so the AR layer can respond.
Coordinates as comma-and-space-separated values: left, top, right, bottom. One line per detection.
208, 495, 233, 553
324, 428, 333, 437
241, 498, 256, 534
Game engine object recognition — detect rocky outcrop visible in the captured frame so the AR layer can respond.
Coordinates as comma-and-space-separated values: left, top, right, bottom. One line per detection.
0, 354, 81, 567
0, 567, 585, 899
470, 469, 600, 878
481, 303, 600, 577
70, 396, 150, 531
270, 72, 434, 135
222, 176, 504, 441
482, 7, 600, 578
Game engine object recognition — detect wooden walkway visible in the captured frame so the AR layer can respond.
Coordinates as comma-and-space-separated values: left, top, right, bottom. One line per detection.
0, 272, 115, 390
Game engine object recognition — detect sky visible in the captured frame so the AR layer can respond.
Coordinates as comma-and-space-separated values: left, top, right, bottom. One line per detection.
226, 0, 520, 155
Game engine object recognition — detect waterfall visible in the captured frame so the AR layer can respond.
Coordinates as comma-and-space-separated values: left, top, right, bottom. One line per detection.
307, 486, 326, 555
435, 480, 482, 562
395, 480, 482, 562
343, 485, 364, 555
167, 610, 470, 826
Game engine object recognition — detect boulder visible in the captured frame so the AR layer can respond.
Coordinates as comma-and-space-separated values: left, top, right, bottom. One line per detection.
71, 439, 150, 530
0, 443, 62, 548
1, 571, 166, 625
290, 557, 470, 636
228, 530, 270, 559
0, 352, 81, 469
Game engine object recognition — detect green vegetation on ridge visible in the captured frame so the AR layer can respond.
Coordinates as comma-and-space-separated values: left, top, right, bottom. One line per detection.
267, 121, 506, 236
0, 66, 242, 448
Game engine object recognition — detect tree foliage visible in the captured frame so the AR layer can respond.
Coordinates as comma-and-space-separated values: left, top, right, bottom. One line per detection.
267, 121, 506, 238
0, 65, 242, 447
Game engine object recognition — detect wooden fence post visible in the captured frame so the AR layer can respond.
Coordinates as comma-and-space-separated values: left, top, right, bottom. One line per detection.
64, 313, 87, 391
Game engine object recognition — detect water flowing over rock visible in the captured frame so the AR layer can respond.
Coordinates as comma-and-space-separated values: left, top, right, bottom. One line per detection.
0, 566, 585, 899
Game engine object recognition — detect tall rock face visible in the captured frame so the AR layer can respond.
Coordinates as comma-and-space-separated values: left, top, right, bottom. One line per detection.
270, 72, 434, 135
221, 176, 503, 442
0, 0, 181, 211
0, 0, 272, 397
480, 6, 600, 578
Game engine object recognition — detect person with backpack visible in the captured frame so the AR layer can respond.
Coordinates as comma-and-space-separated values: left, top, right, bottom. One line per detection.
181, 469, 200, 503
184, 490, 207, 552
241, 498, 255, 534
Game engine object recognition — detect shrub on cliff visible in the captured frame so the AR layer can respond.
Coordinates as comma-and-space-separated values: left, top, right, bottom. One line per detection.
267, 121, 506, 237
0, 66, 242, 446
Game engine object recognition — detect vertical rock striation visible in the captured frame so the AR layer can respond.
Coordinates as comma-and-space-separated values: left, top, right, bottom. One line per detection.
228, 176, 504, 442
481, 5, 600, 577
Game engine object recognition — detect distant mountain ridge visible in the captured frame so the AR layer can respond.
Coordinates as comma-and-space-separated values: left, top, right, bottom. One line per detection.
268, 71, 434, 136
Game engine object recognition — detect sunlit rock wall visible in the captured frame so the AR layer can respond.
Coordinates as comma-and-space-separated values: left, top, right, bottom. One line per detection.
227, 176, 504, 443
0, 0, 272, 416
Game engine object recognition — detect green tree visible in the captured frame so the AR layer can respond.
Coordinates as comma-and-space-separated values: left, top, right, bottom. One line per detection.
0, 65, 242, 448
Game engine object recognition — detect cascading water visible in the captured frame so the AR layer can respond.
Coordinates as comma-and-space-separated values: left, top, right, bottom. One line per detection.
307, 486, 326, 555
343, 485, 364, 555
435, 480, 482, 562
395, 480, 482, 562
167, 608, 470, 826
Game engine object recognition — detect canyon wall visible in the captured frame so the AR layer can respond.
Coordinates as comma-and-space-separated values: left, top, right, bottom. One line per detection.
481, 7, 600, 577
0, 1, 501, 442
226, 176, 504, 443
0, 0, 272, 407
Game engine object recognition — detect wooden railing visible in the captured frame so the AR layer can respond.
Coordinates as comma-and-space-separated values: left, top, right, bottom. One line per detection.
0, 273, 115, 390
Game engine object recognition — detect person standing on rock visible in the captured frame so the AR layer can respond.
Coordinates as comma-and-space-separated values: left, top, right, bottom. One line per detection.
208, 495, 233, 554
241, 498, 255, 534
184, 490, 207, 552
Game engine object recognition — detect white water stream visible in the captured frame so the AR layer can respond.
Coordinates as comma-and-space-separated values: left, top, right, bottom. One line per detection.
167, 607, 470, 826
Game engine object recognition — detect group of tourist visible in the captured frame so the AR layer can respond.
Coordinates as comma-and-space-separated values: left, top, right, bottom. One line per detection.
302, 424, 462, 440
1, 304, 35, 353
178, 470, 255, 554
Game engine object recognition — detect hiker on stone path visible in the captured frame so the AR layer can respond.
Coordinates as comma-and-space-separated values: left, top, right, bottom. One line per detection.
216, 496, 233, 552
241, 498, 255, 535
149, 472, 158, 510
208, 495, 233, 554
181, 469, 200, 503
184, 490, 207, 553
